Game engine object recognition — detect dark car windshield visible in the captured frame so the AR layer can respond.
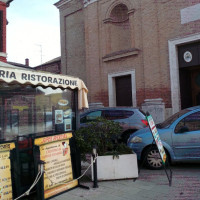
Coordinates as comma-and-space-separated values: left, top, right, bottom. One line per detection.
157, 109, 190, 128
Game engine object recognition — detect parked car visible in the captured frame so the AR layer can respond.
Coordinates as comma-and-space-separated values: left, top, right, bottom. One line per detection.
80, 107, 148, 143
127, 106, 200, 169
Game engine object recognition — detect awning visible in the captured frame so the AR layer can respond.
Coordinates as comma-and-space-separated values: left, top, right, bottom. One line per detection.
0, 62, 88, 110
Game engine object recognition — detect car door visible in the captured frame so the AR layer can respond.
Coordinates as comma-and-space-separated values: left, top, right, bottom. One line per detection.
172, 111, 200, 160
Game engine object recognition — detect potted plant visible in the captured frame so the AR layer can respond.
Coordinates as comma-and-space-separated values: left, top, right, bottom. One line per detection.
75, 117, 138, 180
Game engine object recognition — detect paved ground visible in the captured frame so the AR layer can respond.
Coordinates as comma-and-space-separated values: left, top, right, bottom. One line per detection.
52, 163, 200, 200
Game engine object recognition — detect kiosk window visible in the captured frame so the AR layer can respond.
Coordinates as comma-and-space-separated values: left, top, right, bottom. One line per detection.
0, 84, 75, 141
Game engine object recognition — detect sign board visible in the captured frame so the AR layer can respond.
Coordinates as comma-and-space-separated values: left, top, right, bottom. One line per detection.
34, 133, 78, 199
0, 142, 15, 200
0, 65, 89, 110
146, 115, 167, 164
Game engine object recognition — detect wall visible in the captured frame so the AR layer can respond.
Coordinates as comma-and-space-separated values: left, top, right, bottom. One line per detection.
35, 57, 61, 74
57, 0, 87, 84
0, 1, 7, 62
56, 0, 200, 117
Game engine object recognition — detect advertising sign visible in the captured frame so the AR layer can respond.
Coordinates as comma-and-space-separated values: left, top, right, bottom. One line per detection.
0, 142, 15, 200
64, 119, 72, 131
34, 133, 78, 199
55, 110, 63, 124
146, 115, 167, 164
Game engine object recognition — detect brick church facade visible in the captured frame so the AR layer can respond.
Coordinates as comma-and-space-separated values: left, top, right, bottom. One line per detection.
55, 0, 200, 119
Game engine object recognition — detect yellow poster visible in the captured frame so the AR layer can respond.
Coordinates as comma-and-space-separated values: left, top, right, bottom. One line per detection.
34, 133, 78, 199
0, 143, 15, 200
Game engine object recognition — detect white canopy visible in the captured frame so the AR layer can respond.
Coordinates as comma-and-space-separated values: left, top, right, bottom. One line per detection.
0, 61, 88, 110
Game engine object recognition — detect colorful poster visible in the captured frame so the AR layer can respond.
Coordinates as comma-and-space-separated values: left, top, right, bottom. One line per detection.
0, 143, 15, 200
64, 119, 72, 131
55, 110, 63, 124
146, 115, 167, 164
34, 133, 78, 199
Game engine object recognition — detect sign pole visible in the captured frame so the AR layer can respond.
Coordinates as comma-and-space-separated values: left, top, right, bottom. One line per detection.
146, 112, 173, 186
137, 113, 173, 186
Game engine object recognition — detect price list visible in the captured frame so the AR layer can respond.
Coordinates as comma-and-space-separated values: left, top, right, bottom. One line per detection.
40, 140, 73, 190
34, 133, 78, 199
0, 143, 15, 200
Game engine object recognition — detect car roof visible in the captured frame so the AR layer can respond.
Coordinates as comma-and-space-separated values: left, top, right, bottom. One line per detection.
81, 107, 140, 114
186, 106, 200, 111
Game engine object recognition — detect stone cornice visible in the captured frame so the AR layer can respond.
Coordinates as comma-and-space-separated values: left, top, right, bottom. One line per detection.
102, 48, 139, 62
0, 52, 7, 57
83, 0, 98, 8
54, 0, 72, 9
0, 0, 8, 3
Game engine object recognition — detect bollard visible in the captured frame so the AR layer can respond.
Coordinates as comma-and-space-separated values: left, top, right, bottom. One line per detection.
92, 147, 98, 188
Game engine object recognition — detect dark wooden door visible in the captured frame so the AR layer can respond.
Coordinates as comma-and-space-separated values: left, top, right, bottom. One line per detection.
115, 75, 132, 106
179, 68, 192, 109
191, 68, 200, 106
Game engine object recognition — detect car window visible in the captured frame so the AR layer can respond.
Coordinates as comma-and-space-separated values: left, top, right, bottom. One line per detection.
80, 111, 102, 123
104, 110, 133, 120
158, 109, 190, 128
139, 109, 146, 116
175, 111, 200, 133
123, 110, 134, 118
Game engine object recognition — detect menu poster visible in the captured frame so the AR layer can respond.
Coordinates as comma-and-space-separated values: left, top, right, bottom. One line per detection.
34, 133, 78, 199
0, 143, 15, 200
146, 115, 167, 164
55, 110, 63, 124
64, 119, 72, 131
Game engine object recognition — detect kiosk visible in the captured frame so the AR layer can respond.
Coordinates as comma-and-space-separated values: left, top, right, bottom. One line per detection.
0, 62, 88, 200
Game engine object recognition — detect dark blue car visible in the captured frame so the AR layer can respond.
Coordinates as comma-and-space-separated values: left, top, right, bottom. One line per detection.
127, 106, 200, 169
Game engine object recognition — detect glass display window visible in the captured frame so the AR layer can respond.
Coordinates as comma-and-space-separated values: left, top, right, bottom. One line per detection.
0, 83, 75, 141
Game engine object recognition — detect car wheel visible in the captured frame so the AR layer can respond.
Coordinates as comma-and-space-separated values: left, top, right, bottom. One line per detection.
144, 146, 164, 170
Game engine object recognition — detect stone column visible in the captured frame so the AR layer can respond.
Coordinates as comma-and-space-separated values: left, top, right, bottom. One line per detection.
141, 98, 165, 124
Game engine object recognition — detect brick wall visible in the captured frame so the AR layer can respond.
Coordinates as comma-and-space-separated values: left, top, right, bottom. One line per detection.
0, 1, 7, 62
35, 57, 61, 74
57, 0, 200, 111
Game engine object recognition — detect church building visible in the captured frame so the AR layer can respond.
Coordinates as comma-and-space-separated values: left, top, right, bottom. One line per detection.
55, 0, 200, 120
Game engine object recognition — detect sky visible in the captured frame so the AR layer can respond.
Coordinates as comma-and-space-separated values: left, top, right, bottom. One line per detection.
7, 0, 60, 67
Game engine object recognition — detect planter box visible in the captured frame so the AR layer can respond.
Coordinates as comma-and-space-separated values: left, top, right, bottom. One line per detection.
91, 154, 138, 181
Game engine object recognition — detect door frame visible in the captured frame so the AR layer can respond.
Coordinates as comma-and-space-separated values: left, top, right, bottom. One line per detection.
168, 33, 200, 114
108, 70, 136, 107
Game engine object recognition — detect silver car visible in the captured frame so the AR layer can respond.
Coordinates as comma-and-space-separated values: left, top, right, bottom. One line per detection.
80, 107, 148, 143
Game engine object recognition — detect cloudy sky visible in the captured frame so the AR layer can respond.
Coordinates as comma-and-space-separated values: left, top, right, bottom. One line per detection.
7, 0, 60, 67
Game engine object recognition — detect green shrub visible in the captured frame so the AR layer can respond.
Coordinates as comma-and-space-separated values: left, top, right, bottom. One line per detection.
75, 117, 133, 160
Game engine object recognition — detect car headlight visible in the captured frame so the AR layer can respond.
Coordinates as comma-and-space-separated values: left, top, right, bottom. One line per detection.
129, 136, 142, 143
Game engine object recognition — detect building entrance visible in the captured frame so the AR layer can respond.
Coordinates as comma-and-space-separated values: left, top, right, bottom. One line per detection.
191, 68, 200, 106
179, 67, 200, 109
115, 75, 132, 106
178, 42, 200, 109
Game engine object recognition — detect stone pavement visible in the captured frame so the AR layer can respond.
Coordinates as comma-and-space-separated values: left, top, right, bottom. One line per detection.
52, 164, 200, 200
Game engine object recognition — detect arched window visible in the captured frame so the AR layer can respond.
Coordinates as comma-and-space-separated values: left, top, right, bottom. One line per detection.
110, 4, 129, 22
106, 3, 131, 54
